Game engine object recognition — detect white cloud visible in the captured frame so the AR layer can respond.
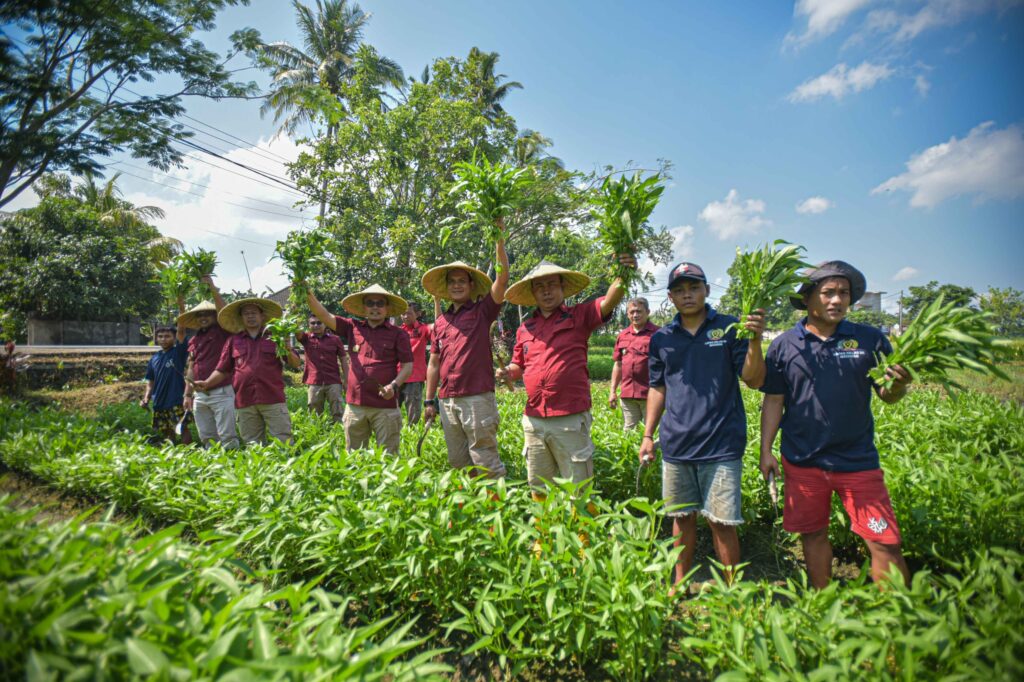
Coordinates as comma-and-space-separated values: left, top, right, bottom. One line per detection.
866, 0, 1023, 43
788, 61, 894, 102
872, 121, 1024, 208
641, 224, 695, 289
914, 74, 931, 96
795, 196, 834, 214
892, 266, 919, 281
699, 190, 771, 240
115, 136, 314, 294
785, 0, 874, 47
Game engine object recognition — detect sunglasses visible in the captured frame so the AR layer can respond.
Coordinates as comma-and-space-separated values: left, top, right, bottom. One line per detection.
364, 299, 388, 308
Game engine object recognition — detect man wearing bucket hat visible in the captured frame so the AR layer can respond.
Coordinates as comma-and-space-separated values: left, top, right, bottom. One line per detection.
637, 262, 766, 587
496, 254, 635, 496
179, 276, 240, 449
306, 285, 413, 455
760, 260, 913, 588
193, 297, 301, 445
421, 238, 510, 479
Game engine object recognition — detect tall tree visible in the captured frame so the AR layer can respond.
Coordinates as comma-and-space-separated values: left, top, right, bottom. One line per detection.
0, 177, 164, 340
0, 0, 257, 208
251, 0, 403, 133
903, 281, 977, 320
465, 47, 522, 121
980, 287, 1024, 337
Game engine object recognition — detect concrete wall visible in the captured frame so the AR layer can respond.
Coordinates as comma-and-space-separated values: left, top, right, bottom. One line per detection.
27, 318, 146, 345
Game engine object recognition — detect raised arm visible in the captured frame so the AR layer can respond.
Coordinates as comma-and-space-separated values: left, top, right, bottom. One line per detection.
306, 288, 338, 331
202, 275, 226, 310
740, 310, 767, 390
599, 254, 637, 319
175, 295, 187, 343
491, 233, 510, 304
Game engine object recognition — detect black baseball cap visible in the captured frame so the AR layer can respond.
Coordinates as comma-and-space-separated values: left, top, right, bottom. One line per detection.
792, 260, 866, 310
667, 262, 708, 289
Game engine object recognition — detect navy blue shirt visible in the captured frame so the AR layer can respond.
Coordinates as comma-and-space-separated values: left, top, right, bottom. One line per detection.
145, 342, 189, 411
762, 318, 892, 472
649, 306, 749, 464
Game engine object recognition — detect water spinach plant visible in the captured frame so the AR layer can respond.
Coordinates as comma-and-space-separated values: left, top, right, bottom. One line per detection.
590, 172, 665, 291
870, 293, 1012, 391
445, 154, 532, 269
726, 240, 812, 339
274, 228, 332, 307
264, 314, 302, 358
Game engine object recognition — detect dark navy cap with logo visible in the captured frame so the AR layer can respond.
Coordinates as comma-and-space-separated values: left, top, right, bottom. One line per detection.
667, 262, 707, 289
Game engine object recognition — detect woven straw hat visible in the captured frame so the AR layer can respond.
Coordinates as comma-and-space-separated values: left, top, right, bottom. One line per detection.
505, 260, 591, 307
176, 300, 219, 330
792, 260, 867, 310
421, 261, 492, 300
341, 284, 408, 317
217, 298, 283, 333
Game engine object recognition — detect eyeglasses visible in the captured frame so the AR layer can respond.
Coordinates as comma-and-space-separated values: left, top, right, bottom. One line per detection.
364, 299, 387, 308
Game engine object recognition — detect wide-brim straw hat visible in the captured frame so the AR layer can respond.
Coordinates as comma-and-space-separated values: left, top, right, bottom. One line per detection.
792, 260, 867, 310
217, 297, 283, 333
341, 284, 408, 317
505, 260, 591, 307
421, 261, 493, 300
177, 300, 218, 329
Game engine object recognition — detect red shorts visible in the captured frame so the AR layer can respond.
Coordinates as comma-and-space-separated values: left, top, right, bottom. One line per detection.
782, 461, 901, 545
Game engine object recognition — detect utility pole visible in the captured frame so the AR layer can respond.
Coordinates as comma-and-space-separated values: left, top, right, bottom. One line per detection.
240, 250, 253, 293
898, 289, 904, 330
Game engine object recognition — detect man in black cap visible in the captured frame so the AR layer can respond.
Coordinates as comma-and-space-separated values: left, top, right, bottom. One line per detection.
759, 261, 913, 588
639, 262, 766, 587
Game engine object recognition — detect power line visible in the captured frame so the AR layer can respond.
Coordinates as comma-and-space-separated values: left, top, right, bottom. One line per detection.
111, 159, 304, 213
167, 141, 309, 199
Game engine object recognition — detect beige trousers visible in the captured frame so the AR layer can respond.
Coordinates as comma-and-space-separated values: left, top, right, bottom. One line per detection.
439, 392, 506, 478
343, 403, 402, 455
621, 397, 647, 430
522, 410, 594, 492
193, 385, 239, 449
236, 402, 292, 445
308, 383, 345, 422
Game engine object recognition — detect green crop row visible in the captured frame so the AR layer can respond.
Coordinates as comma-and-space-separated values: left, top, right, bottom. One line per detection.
1, 384, 1022, 678
0, 500, 450, 681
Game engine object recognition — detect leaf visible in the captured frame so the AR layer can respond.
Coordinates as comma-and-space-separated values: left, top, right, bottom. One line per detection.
126, 638, 170, 676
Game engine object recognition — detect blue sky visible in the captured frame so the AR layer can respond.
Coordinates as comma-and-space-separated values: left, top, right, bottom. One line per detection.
10, 1, 1023, 313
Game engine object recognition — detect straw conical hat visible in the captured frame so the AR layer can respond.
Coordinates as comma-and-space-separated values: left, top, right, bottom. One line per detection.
217, 298, 283, 333
421, 261, 492, 300
177, 300, 219, 330
504, 260, 591, 307
341, 284, 408, 317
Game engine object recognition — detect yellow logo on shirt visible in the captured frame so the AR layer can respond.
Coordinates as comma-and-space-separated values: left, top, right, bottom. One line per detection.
839, 339, 859, 350
707, 328, 725, 341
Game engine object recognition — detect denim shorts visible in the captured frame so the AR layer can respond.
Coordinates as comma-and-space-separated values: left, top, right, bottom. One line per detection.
662, 458, 743, 525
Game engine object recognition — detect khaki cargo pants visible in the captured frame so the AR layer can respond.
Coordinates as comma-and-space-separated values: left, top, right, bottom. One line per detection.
523, 410, 594, 492
344, 403, 402, 455
308, 383, 345, 422
236, 402, 293, 445
621, 398, 647, 431
194, 385, 239, 449
439, 392, 506, 478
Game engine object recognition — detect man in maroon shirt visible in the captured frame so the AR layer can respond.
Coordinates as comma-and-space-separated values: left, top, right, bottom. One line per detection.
398, 302, 431, 425
194, 297, 301, 445
180, 276, 239, 449
609, 297, 659, 430
497, 257, 633, 497
306, 284, 413, 455
421, 238, 510, 478
297, 313, 346, 422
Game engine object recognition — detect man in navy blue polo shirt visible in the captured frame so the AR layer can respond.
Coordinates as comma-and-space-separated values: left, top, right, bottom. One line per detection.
141, 320, 192, 445
639, 262, 766, 587
760, 261, 912, 589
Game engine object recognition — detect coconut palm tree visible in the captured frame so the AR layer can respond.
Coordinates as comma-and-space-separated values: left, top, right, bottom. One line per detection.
73, 172, 180, 268
513, 129, 564, 170
256, 0, 404, 136
466, 47, 523, 121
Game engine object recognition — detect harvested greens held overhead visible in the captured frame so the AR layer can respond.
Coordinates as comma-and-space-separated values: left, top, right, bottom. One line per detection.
590, 172, 665, 290
157, 255, 192, 303
869, 294, 1012, 392
445, 154, 532, 268
727, 240, 812, 339
179, 248, 218, 282
274, 228, 332, 306
264, 314, 301, 359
